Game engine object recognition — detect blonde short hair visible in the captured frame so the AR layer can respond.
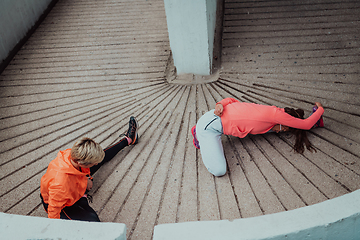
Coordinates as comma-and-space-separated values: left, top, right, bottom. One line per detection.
70, 137, 105, 166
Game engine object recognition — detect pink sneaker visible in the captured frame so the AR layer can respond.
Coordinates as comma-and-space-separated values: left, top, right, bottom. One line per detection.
191, 125, 200, 149
312, 106, 324, 128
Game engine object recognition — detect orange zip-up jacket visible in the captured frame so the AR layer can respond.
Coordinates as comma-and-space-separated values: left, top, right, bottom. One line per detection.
217, 98, 324, 138
40, 149, 90, 219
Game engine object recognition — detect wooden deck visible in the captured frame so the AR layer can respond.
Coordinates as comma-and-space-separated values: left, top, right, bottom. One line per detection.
0, 0, 359, 239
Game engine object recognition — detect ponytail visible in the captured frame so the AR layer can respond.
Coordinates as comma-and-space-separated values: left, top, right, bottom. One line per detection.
284, 108, 316, 154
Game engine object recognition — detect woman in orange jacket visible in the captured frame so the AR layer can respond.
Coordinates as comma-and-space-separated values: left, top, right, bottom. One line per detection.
191, 98, 324, 177
40, 117, 138, 221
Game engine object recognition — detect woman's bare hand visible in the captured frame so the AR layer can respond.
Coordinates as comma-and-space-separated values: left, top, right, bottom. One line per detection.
315, 102, 323, 108
214, 104, 224, 117
87, 178, 93, 191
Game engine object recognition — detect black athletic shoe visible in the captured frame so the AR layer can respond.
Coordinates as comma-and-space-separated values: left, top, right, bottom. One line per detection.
125, 116, 138, 145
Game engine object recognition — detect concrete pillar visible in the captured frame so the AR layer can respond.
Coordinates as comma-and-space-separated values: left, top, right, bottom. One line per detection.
164, 0, 217, 75
154, 190, 360, 240
0, 212, 127, 240
0, 0, 56, 71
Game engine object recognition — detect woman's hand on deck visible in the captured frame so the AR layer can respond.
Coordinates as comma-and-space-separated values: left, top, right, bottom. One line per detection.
315, 102, 323, 108
87, 178, 93, 191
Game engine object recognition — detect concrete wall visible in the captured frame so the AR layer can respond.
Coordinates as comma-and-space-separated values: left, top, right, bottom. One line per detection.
164, 0, 217, 75
0, 0, 54, 64
154, 190, 360, 240
0, 212, 127, 240
205, 0, 217, 72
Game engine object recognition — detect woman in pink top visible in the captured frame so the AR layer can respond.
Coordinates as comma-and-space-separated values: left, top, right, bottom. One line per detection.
192, 98, 324, 177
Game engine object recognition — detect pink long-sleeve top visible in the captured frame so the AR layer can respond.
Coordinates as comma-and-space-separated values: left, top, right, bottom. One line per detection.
218, 98, 324, 138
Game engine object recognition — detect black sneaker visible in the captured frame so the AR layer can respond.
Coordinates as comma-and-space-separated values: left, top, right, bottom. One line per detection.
125, 116, 138, 145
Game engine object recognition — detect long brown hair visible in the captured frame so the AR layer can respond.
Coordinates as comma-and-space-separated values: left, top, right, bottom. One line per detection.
284, 108, 316, 154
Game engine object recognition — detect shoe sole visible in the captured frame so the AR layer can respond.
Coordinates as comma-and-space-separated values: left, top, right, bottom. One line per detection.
191, 125, 200, 149
130, 116, 139, 145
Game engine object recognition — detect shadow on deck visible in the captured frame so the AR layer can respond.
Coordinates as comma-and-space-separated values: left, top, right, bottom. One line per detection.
0, 0, 359, 239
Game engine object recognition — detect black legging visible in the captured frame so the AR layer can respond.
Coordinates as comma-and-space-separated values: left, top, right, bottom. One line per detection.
90, 138, 128, 175
41, 138, 128, 222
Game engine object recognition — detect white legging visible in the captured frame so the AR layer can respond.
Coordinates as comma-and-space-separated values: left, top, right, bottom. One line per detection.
196, 110, 226, 176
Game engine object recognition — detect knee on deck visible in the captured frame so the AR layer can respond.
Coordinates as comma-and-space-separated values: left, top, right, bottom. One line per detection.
208, 167, 226, 177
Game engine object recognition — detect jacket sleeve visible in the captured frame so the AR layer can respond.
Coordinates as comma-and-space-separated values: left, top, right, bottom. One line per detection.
47, 203, 63, 219
47, 183, 67, 219
217, 98, 239, 107
275, 107, 324, 130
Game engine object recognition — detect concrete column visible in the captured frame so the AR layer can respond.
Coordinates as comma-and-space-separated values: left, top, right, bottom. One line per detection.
0, 0, 55, 70
0, 212, 127, 240
154, 190, 360, 240
164, 0, 217, 75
